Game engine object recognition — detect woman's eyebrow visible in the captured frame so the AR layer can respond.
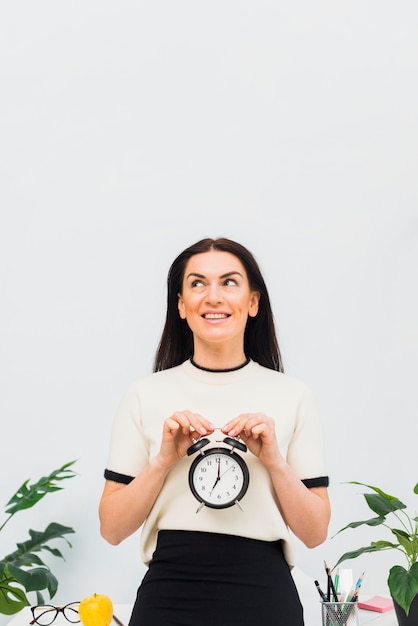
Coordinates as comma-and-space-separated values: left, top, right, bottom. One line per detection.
220, 271, 243, 279
185, 271, 243, 280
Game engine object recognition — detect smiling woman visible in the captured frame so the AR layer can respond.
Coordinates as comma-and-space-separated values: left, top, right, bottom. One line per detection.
177, 249, 260, 369
98, 237, 330, 626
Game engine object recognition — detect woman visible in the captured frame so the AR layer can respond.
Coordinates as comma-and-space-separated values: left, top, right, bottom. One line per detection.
99, 237, 330, 625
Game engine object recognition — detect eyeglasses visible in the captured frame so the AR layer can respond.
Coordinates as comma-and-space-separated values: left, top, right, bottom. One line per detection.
30, 603, 80, 626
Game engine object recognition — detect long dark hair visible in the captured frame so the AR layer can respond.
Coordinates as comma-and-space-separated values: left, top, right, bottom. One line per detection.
153, 238, 283, 373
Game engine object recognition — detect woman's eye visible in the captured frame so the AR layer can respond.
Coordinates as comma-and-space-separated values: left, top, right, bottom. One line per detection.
224, 278, 237, 287
191, 279, 204, 288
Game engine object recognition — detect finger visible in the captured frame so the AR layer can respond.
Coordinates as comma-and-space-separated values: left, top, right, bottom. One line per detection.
164, 418, 182, 436
223, 414, 273, 440
222, 413, 261, 437
182, 412, 216, 436
168, 411, 215, 436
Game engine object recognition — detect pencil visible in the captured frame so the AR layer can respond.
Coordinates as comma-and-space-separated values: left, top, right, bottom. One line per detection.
324, 561, 339, 602
354, 571, 365, 591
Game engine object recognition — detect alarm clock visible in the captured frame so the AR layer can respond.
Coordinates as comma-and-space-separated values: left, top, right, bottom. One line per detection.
186, 435, 250, 512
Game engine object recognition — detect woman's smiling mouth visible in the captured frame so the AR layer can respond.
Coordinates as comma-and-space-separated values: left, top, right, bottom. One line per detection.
202, 313, 230, 319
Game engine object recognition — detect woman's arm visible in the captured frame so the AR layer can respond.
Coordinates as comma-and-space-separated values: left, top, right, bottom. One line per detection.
99, 410, 215, 545
266, 463, 330, 548
222, 413, 330, 548
99, 456, 170, 545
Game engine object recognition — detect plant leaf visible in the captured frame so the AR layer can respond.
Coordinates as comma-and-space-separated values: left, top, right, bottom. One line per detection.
0, 522, 74, 611
333, 544, 385, 569
332, 516, 385, 537
0, 572, 28, 615
388, 563, 418, 615
391, 529, 415, 557
3, 523, 74, 565
346, 481, 406, 516
347, 481, 401, 501
364, 493, 406, 516
6, 564, 58, 596
5, 461, 77, 516
371, 540, 399, 550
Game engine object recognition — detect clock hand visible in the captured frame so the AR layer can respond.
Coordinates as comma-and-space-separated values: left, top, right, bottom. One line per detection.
210, 459, 237, 490
209, 458, 222, 493
219, 463, 235, 479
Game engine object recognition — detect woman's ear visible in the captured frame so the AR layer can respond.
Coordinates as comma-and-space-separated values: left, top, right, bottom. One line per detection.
248, 291, 260, 318
178, 293, 187, 319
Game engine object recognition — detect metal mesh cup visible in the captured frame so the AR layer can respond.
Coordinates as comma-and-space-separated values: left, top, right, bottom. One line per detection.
321, 601, 359, 626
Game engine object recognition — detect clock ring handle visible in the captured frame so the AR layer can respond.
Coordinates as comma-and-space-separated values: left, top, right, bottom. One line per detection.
223, 436, 247, 453
187, 437, 210, 456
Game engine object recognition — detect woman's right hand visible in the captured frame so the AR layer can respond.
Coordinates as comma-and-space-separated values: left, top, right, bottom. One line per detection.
156, 410, 215, 470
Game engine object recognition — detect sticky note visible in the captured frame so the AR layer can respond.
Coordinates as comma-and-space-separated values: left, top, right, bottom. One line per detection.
357, 596, 394, 613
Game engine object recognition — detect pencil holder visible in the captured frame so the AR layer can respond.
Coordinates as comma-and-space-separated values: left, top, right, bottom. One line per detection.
321, 601, 359, 626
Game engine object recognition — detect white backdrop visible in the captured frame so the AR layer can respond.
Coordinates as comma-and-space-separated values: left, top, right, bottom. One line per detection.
1, 2, 417, 624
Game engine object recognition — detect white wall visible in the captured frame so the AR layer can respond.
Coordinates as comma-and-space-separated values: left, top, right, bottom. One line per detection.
1, 2, 417, 623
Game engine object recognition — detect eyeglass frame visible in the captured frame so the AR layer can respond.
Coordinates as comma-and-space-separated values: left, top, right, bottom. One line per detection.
29, 603, 80, 625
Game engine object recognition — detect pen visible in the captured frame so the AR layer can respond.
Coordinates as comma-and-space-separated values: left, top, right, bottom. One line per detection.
314, 580, 328, 602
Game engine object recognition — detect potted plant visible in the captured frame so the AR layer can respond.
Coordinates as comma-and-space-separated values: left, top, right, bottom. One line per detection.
333, 481, 418, 625
0, 461, 77, 616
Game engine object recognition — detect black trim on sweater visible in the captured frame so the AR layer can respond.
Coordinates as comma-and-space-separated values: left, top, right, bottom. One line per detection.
104, 469, 135, 484
104, 469, 329, 490
301, 476, 329, 488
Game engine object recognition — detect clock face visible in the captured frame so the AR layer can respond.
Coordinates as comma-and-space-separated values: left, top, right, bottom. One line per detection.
188, 447, 249, 509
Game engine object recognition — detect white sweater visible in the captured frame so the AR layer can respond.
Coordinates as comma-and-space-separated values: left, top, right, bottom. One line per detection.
105, 359, 328, 566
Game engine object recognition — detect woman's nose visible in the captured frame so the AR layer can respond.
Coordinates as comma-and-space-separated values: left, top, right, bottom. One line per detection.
206, 283, 223, 304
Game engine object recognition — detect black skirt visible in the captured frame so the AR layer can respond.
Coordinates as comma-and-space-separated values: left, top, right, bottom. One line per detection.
128, 530, 304, 626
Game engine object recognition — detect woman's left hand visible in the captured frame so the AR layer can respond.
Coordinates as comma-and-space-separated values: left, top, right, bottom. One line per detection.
221, 413, 284, 470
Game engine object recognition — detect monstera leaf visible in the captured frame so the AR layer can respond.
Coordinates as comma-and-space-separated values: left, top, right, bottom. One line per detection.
0, 462, 77, 615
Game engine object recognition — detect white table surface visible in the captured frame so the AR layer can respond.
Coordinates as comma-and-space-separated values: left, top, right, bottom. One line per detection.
6, 574, 398, 626
6, 602, 398, 626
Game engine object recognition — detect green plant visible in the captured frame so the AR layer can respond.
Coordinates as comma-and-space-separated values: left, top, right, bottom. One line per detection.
0, 460, 77, 616
333, 481, 418, 617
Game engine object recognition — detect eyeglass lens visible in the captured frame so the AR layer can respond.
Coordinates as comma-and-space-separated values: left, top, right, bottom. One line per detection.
30, 603, 80, 626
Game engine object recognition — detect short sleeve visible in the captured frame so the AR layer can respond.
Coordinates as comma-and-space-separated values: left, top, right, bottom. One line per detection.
286, 385, 328, 482
105, 382, 150, 480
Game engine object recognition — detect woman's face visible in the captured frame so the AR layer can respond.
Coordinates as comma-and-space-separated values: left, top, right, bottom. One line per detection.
178, 250, 260, 353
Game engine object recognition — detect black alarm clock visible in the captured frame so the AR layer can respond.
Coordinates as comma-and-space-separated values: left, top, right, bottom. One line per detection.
186, 435, 249, 512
